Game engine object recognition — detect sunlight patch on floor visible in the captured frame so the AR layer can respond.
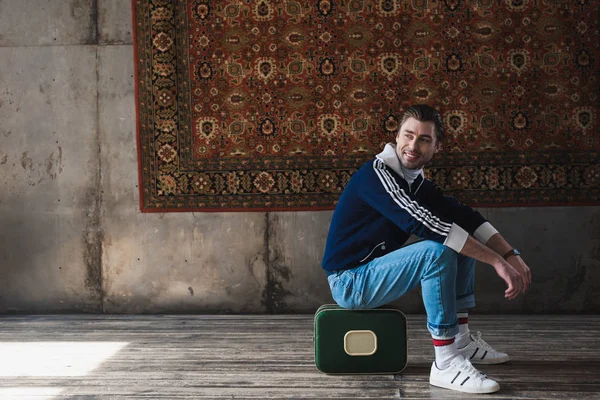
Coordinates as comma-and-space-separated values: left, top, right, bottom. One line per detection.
0, 387, 64, 400
0, 342, 128, 377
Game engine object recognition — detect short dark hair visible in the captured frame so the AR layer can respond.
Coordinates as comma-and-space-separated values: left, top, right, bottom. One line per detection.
399, 104, 445, 142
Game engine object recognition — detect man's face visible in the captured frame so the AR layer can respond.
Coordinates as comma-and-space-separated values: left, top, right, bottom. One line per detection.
395, 117, 440, 170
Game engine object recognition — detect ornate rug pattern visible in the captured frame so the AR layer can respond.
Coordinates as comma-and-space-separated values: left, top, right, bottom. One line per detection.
133, 0, 599, 211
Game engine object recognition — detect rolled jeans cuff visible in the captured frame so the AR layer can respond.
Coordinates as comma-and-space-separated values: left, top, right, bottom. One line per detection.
428, 322, 460, 340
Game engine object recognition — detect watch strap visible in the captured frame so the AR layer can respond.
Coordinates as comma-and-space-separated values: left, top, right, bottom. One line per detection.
503, 249, 520, 260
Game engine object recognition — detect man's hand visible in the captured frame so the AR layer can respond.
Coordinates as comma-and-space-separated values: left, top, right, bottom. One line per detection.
507, 256, 532, 294
484, 233, 532, 298
493, 260, 523, 300
461, 235, 528, 300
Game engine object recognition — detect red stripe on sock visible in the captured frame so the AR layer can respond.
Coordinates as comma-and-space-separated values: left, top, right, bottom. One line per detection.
458, 317, 469, 325
432, 338, 455, 346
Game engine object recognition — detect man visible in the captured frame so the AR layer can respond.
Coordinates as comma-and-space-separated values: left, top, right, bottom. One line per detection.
322, 104, 532, 394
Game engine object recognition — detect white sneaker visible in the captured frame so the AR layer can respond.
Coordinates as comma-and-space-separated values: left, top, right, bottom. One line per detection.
458, 331, 510, 364
429, 354, 500, 394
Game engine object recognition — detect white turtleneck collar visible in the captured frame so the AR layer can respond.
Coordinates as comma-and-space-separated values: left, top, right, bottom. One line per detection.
375, 143, 424, 185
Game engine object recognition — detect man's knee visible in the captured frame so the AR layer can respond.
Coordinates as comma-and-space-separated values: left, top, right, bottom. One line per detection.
421, 241, 457, 259
423, 241, 458, 272
334, 295, 368, 310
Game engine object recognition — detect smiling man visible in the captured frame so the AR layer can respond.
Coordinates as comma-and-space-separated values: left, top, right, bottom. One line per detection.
322, 104, 532, 394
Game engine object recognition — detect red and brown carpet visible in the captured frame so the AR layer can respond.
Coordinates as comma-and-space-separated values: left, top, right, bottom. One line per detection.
133, 0, 599, 211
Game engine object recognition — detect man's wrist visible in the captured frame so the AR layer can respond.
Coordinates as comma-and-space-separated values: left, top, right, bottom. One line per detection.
503, 248, 521, 260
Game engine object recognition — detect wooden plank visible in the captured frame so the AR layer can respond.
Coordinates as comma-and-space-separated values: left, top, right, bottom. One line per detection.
0, 315, 599, 399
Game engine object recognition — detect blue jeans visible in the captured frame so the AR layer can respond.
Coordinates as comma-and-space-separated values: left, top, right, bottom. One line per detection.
327, 240, 476, 339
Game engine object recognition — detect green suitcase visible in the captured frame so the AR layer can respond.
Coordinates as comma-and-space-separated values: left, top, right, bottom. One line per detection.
314, 304, 408, 374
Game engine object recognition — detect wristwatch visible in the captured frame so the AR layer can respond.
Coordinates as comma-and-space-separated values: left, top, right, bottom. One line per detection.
503, 248, 521, 260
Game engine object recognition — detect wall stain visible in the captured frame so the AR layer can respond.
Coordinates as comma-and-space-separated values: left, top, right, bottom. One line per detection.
0, 155, 7, 165
80, 106, 104, 311
20, 152, 32, 170
45, 146, 63, 179
89, 0, 99, 45
3, 88, 14, 105
246, 254, 263, 287
562, 255, 587, 303
267, 261, 293, 313
262, 213, 293, 313
532, 255, 589, 312
188, 287, 194, 296
18, 148, 64, 186
82, 186, 104, 308
591, 246, 600, 262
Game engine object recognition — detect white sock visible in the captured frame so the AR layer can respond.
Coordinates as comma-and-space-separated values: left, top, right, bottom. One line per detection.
456, 312, 471, 348
433, 338, 458, 370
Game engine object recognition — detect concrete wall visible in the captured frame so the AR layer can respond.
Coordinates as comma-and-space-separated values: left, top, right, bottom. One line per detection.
1, 1, 599, 314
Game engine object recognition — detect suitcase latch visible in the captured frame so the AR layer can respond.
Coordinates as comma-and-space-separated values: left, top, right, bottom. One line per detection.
343, 330, 378, 356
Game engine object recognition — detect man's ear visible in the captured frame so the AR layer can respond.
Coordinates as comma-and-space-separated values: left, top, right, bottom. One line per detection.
435, 143, 442, 153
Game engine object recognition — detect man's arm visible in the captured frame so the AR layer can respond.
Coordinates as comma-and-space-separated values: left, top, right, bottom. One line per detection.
427, 183, 533, 295
421, 178, 532, 296
484, 233, 532, 293
459, 235, 525, 300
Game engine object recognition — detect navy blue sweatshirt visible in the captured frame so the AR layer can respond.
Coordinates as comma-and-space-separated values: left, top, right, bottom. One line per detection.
322, 144, 497, 275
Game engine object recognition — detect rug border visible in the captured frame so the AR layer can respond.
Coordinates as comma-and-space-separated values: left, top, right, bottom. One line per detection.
132, 0, 146, 213
135, 202, 600, 213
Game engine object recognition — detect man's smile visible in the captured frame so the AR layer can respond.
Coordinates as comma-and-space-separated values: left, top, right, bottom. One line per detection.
403, 150, 420, 161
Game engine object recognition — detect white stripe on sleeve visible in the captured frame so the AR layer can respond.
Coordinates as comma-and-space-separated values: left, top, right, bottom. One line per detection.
372, 160, 453, 237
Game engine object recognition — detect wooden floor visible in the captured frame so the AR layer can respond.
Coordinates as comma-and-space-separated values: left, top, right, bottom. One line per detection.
0, 315, 599, 400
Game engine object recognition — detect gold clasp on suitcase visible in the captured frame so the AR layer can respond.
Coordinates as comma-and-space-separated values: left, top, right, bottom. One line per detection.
314, 304, 408, 374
